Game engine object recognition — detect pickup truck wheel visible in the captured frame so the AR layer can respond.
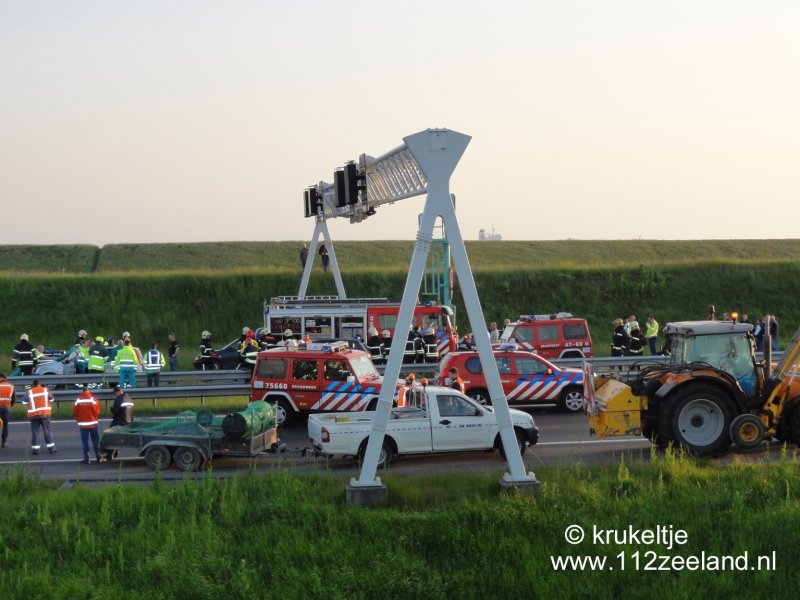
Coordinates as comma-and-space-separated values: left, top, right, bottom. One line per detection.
468, 389, 491, 406
173, 447, 204, 472
144, 445, 172, 470
497, 430, 526, 459
358, 439, 393, 468
559, 387, 584, 413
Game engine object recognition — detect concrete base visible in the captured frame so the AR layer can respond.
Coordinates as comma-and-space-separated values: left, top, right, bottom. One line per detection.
498, 472, 542, 495
345, 481, 389, 506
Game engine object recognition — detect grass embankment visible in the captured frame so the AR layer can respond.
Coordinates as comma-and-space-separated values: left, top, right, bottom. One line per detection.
3, 451, 800, 597
0, 260, 798, 368
3, 239, 800, 274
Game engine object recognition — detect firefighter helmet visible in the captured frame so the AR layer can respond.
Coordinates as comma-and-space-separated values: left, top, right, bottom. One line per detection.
202, 330, 211, 338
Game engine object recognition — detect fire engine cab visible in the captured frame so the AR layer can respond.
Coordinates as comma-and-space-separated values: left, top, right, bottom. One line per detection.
263, 296, 456, 359
250, 341, 390, 426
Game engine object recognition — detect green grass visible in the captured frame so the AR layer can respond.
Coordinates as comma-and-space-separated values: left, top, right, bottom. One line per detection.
2, 239, 800, 274
0, 241, 798, 367
2, 450, 799, 598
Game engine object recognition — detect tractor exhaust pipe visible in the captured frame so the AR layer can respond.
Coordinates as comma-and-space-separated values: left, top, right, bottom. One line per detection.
764, 315, 772, 380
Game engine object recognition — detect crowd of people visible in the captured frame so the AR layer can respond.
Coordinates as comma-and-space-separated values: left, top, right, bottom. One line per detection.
610, 309, 780, 357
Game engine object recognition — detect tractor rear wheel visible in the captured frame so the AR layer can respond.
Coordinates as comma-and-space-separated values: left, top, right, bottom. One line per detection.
666, 384, 735, 455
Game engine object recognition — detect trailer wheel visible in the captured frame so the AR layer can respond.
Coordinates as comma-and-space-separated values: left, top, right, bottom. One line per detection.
144, 445, 172, 470
730, 414, 765, 449
559, 387, 584, 413
270, 399, 296, 427
667, 384, 735, 455
173, 447, 204, 472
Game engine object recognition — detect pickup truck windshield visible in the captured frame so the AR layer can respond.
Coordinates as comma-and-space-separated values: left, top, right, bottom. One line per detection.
350, 354, 379, 380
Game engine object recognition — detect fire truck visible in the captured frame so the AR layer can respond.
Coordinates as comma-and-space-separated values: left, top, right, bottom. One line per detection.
263, 296, 456, 359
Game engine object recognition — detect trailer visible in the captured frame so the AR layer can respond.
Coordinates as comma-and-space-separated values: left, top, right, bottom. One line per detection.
99, 401, 279, 471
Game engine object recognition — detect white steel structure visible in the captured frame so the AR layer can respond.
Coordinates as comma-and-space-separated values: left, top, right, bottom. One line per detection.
350, 128, 539, 488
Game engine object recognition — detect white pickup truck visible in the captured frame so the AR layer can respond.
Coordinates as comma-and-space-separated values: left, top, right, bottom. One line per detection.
308, 385, 539, 467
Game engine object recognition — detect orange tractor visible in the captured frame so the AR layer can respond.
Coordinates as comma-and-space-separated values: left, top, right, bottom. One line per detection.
585, 321, 800, 455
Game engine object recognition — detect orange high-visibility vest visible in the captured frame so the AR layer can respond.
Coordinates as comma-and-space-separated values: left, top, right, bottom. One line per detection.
26, 385, 53, 418
0, 381, 14, 408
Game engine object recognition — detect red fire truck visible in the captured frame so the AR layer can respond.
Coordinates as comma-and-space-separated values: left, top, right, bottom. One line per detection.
263, 296, 456, 359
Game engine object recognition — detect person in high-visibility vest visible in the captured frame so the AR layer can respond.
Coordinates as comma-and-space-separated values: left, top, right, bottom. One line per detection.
22, 380, 56, 455
75, 339, 90, 374
114, 339, 141, 388
73, 384, 102, 464
87, 336, 108, 373
0, 373, 15, 448
446, 367, 465, 394
239, 333, 259, 372
143, 343, 166, 387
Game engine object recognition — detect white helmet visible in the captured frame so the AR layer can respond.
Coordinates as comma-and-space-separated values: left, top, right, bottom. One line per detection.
382, 330, 390, 337
202, 330, 211, 338
284, 329, 293, 338
368, 327, 378, 337
122, 331, 131, 339
78, 329, 88, 338
242, 326, 251, 335
20, 333, 29, 341
426, 327, 435, 336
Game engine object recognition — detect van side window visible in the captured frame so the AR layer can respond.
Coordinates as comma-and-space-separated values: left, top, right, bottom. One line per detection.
515, 357, 548, 375
257, 359, 287, 379
563, 323, 587, 339
324, 360, 349, 381
514, 326, 534, 343
538, 325, 559, 341
292, 360, 318, 381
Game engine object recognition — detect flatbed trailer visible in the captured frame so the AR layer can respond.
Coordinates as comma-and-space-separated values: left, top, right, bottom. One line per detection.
99, 402, 280, 471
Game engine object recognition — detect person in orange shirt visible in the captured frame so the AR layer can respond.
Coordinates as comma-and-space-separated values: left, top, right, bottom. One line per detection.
73, 384, 103, 464
23, 380, 56, 455
0, 374, 15, 448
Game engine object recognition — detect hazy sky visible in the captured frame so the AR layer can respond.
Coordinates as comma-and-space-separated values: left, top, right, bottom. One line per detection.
2, 1, 798, 246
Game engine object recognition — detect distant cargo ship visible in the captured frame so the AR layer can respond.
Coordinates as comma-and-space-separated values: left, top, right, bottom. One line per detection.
478, 228, 502, 241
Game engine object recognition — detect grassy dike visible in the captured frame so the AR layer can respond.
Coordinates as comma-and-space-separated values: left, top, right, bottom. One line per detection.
3, 450, 800, 598
0, 261, 797, 367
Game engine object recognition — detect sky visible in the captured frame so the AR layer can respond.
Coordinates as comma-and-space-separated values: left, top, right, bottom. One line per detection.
2, 1, 799, 246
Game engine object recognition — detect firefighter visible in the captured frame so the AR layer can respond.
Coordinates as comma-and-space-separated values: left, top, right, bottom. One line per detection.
446, 367, 465, 393
23, 380, 56, 455
611, 319, 628, 357
143, 343, 166, 387
239, 327, 252, 345
75, 339, 90, 374
423, 327, 439, 362
405, 325, 421, 364
259, 329, 278, 351
199, 331, 214, 370
278, 329, 294, 348
114, 339, 140, 388
12, 334, 37, 376
239, 332, 259, 371
366, 327, 384, 364
380, 329, 392, 361
73, 384, 102, 464
628, 326, 646, 357
88, 336, 108, 373
0, 374, 14, 448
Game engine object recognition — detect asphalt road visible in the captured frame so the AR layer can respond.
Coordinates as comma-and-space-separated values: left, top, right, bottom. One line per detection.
0, 407, 651, 484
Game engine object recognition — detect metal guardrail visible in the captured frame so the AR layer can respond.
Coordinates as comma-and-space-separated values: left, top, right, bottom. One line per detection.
9, 352, 783, 410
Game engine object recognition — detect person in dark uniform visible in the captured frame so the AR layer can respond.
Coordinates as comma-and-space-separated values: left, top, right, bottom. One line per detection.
12, 334, 36, 375
628, 327, 646, 357
199, 331, 214, 370
611, 319, 628, 357
168, 333, 180, 371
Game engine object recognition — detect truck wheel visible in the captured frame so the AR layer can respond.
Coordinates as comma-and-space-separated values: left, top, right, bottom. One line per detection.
667, 385, 735, 455
271, 399, 296, 427
642, 421, 668, 448
358, 438, 393, 468
497, 429, 526, 459
468, 389, 491, 406
144, 445, 172, 470
559, 387, 584, 413
173, 447, 204, 472
730, 414, 765, 449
